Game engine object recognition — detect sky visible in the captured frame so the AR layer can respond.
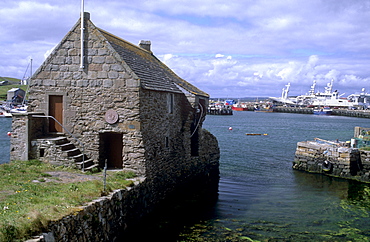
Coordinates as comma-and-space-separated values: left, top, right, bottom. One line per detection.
1, 0, 370, 98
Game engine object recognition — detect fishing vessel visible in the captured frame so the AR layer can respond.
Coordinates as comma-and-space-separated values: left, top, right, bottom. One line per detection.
232, 99, 249, 111
347, 88, 370, 109
313, 106, 333, 115
270, 80, 370, 109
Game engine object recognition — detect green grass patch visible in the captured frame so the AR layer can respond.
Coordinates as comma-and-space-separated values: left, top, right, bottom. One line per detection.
0, 85, 28, 101
0, 160, 136, 241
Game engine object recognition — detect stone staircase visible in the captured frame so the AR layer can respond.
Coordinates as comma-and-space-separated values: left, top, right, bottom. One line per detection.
33, 136, 99, 171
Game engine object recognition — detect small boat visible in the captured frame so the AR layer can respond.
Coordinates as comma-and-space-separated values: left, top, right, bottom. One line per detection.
254, 103, 274, 112
232, 106, 249, 111
10, 107, 27, 114
0, 111, 12, 117
313, 106, 332, 115
232, 100, 249, 111
246, 133, 268, 136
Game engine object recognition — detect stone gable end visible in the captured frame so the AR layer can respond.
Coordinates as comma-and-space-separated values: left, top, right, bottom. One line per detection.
11, 13, 217, 184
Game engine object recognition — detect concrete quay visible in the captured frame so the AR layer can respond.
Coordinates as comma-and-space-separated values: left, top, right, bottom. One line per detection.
273, 107, 370, 118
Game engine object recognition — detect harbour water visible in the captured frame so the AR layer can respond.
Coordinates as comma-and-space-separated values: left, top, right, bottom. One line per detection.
181, 111, 370, 241
0, 118, 11, 165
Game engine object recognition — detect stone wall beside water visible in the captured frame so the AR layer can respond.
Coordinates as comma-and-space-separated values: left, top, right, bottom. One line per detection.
28, 127, 219, 241
293, 140, 370, 183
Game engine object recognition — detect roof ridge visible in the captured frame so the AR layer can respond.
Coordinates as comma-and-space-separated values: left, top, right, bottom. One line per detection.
97, 27, 151, 55
151, 54, 209, 97
96, 26, 209, 97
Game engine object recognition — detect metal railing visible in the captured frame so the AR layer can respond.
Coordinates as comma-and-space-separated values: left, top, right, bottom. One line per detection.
32, 115, 86, 172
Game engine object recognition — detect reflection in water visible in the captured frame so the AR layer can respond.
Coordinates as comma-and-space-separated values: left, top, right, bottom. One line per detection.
178, 112, 370, 241
179, 173, 370, 241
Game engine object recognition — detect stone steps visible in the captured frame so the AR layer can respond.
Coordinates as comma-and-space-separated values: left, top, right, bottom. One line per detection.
33, 135, 98, 172
59, 142, 75, 151
65, 148, 82, 157
75, 159, 97, 171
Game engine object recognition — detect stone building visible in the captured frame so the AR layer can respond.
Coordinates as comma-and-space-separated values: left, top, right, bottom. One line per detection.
10, 12, 219, 183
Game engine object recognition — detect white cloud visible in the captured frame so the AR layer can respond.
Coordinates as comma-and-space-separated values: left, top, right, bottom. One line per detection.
1, 0, 370, 97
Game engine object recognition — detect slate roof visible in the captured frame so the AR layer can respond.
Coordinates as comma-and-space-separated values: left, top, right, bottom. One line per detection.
98, 28, 209, 98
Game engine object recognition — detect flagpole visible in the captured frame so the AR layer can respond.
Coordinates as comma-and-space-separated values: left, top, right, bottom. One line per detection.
80, 0, 85, 69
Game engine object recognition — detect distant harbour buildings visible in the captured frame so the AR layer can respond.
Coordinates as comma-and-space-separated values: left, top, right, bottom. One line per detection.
269, 80, 370, 109
209, 80, 370, 116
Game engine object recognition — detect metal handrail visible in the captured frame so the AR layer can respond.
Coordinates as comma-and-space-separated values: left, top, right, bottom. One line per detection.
32, 115, 86, 172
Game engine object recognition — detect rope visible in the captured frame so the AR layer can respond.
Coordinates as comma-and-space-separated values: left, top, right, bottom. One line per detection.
190, 103, 204, 137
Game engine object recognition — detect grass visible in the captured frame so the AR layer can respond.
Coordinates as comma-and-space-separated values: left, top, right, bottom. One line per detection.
0, 160, 136, 241
0, 77, 26, 101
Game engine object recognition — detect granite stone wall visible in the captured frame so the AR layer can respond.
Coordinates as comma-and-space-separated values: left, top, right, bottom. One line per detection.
293, 140, 370, 183
24, 16, 145, 173
34, 128, 219, 242
9, 13, 220, 241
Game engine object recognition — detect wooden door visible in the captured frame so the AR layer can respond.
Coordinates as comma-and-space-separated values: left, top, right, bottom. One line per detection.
49, 95, 63, 132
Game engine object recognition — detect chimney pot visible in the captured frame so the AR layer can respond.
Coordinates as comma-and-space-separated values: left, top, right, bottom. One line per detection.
81, 12, 90, 20
139, 40, 151, 52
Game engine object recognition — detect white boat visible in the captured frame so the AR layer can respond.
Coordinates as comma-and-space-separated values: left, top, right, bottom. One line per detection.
347, 88, 370, 109
269, 83, 296, 105
0, 110, 12, 117
296, 80, 350, 107
10, 106, 27, 114
313, 106, 332, 115
271, 80, 370, 109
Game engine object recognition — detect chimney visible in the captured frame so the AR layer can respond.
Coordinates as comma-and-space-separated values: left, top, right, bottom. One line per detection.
139, 40, 151, 52
83, 12, 90, 20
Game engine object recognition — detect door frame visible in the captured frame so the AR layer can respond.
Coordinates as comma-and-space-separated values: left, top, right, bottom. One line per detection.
48, 94, 64, 133
99, 132, 123, 169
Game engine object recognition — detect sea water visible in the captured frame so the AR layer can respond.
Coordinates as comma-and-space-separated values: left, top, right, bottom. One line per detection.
0, 118, 11, 164
184, 111, 370, 241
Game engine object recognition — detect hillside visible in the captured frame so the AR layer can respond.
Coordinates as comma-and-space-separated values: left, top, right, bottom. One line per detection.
0, 77, 27, 101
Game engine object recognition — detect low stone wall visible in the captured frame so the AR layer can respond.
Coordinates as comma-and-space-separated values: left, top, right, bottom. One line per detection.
26, 128, 220, 241
10, 112, 45, 161
30, 137, 76, 168
42, 178, 150, 241
293, 140, 370, 183
41, 163, 219, 241
360, 150, 370, 177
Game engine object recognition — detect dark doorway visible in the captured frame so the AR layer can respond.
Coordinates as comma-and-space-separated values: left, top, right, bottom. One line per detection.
49, 95, 63, 132
100, 133, 123, 169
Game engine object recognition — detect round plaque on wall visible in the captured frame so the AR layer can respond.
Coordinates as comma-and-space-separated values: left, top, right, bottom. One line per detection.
105, 109, 119, 124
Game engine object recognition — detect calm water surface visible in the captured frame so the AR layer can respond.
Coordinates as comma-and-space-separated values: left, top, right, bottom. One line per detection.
0, 118, 11, 164
192, 111, 370, 241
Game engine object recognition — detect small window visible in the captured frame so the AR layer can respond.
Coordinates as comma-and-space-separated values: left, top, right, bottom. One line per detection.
167, 93, 174, 114
40, 148, 45, 158
165, 136, 169, 148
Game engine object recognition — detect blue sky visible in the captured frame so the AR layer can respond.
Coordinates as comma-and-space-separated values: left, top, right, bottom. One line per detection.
1, 0, 370, 98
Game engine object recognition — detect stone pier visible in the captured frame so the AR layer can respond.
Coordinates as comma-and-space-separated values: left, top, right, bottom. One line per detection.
293, 138, 370, 183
